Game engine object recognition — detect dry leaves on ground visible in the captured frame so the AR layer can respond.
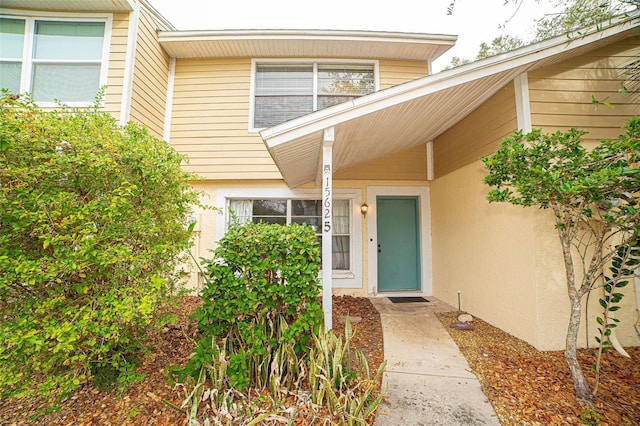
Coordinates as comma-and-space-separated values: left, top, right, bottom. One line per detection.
0, 295, 384, 425
437, 311, 640, 426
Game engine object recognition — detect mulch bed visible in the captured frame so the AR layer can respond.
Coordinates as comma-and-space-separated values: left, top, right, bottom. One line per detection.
437, 311, 640, 426
3, 297, 638, 425
0, 295, 384, 425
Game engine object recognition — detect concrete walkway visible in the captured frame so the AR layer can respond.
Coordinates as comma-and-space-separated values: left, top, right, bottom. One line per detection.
371, 297, 500, 426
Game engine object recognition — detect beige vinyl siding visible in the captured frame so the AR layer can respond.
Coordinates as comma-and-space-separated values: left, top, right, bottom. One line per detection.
169, 58, 281, 180
433, 83, 517, 178
379, 59, 429, 89
529, 36, 640, 141
128, 6, 171, 139
103, 12, 129, 118
334, 144, 427, 181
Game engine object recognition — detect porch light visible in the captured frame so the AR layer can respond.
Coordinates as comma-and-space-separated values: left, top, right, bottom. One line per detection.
360, 202, 369, 216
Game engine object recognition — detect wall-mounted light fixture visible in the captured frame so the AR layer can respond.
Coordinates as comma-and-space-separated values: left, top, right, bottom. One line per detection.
360, 202, 369, 217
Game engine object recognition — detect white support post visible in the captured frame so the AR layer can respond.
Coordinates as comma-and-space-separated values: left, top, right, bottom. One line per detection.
514, 72, 532, 133
426, 141, 434, 181
322, 127, 334, 331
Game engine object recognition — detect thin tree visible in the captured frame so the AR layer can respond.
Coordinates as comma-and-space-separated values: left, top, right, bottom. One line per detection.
482, 118, 639, 404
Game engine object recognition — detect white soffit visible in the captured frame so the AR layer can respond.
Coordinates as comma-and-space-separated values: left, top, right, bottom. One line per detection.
1, 0, 134, 11
158, 29, 457, 61
261, 13, 640, 187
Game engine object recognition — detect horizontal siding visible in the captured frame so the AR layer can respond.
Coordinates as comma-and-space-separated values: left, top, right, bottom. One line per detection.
434, 84, 517, 178
103, 12, 129, 118
528, 36, 640, 142
128, 6, 171, 139
334, 144, 427, 181
169, 57, 281, 180
379, 59, 429, 89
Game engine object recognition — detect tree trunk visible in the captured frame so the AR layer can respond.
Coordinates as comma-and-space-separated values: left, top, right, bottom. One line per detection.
565, 293, 594, 405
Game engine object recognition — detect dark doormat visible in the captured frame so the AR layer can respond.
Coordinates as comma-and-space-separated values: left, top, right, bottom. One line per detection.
388, 297, 429, 303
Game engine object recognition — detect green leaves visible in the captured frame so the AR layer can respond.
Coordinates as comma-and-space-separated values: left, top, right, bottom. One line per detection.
484, 119, 640, 222
182, 222, 323, 390
0, 94, 200, 404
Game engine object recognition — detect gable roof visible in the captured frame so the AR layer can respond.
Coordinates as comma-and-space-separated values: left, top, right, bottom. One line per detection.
158, 29, 457, 61
260, 12, 640, 187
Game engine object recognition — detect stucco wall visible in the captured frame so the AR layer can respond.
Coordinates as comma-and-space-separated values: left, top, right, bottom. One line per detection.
431, 160, 640, 351
431, 160, 541, 346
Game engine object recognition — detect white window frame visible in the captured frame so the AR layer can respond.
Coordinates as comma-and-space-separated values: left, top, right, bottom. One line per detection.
216, 187, 363, 289
248, 58, 379, 132
0, 9, 112, 107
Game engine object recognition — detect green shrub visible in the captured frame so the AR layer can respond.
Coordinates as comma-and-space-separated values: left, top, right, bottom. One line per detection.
0, 93, 200, 403
184, 222, 323, 389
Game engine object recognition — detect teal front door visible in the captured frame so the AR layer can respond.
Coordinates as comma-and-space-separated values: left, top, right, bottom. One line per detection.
377, 196, 421, 292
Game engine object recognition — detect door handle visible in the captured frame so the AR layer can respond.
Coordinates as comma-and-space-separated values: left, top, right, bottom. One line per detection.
378, 243, 381, 253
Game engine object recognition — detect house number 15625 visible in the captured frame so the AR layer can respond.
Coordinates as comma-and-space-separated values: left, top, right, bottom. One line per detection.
323, 176, 331, 232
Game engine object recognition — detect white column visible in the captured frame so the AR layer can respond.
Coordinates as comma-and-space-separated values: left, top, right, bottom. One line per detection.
322, 128, 334, 330
120, 1, 140, 126
514, 72, 532, 133
426, 141, 434, 181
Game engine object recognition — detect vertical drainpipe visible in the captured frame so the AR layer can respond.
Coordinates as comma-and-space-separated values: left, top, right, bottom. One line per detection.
120, 0, 141, 126
322, 127, 335, 331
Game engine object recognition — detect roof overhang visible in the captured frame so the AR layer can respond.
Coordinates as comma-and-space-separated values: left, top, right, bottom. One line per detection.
261, 12, 640, 187
1, 0, 135, 12
158, 29, 457, 61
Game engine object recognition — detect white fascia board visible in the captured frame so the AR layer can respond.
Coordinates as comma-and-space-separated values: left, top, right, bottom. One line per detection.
260, 12, 639, 148
158, 29, 458, 44
137, 0, 176, 30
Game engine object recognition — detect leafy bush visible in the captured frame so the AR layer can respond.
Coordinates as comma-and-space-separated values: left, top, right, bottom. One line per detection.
184, 222, 323, 389
177, 319, 385, 425
0, 94, 200, 402
308, 319, 386, 425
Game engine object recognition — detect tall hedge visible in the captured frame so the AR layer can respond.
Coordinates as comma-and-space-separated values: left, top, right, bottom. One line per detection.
0, 94, 200, 401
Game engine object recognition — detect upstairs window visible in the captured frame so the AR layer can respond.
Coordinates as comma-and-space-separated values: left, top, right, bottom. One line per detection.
253, 62, 375, 129
0, 16, 108, 104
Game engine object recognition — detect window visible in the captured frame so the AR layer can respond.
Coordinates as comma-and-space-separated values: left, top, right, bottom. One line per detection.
229, 198, 351, 270
253, 62, 375, 128
0, 18, 24, 94
0, 16, 108, 104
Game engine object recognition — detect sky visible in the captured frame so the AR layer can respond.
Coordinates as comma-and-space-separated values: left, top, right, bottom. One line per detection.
149, 0, 561, 72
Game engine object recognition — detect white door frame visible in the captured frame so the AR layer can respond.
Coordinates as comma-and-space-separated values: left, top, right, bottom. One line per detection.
367, 185, 432, 297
